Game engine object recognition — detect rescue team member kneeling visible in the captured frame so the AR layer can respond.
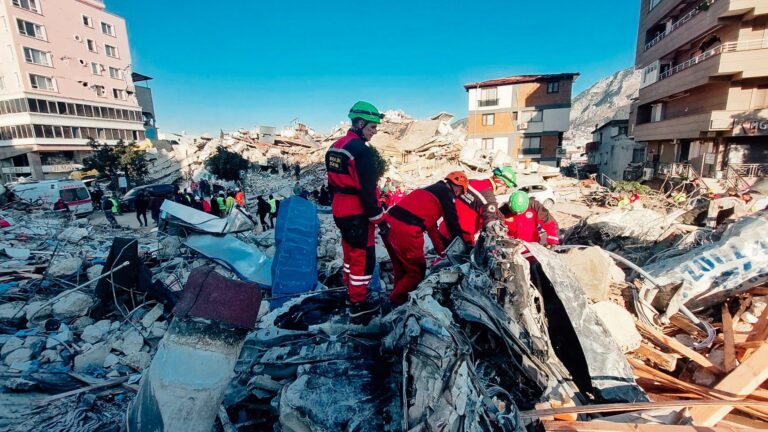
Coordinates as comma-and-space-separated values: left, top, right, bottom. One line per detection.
382, 172, 469, 306
501, 191, 560, 259
325, 101, 385, 319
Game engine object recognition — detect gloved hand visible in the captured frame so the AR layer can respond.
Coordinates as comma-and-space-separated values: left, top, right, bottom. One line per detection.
378, 220, 391, 239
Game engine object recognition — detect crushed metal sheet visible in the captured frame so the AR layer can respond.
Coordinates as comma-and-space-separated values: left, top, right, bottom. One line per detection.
184, 233, 272, 287
160, 200, 254, 234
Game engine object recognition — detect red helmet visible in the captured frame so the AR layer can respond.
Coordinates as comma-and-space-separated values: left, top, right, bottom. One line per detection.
445, 171, 469, 194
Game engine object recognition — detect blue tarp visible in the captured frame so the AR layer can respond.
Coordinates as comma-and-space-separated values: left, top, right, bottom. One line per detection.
271, 197, 319, 307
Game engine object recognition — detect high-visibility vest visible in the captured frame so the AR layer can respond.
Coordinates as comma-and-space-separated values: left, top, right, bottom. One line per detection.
268, 199, 277, 213
216, 197, 227, 210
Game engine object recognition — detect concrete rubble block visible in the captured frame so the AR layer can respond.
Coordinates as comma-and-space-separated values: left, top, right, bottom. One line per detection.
158, 236, 183, 260
149, 321, 168, 339
113, 330, 144, 356
23, 336, 45, 356
561, 247, 617, 302
590, 301, 642, 353
22, 301, 52, 322
80, 324, 105, 344
39, 349, 62, 363
0, 302, 26, 323
4, 348, 33, 366
103, 353, 120, 369
121, 351, 152, 370
58, 227, 90, 243
86, 265, 104, 287
52, 292, 95, 320
71, 316, 95, 331
48, 257, 83, 278
1, 337, 24, 358
46, 324, 73, 349
94, 319, 113, 333
74, 343, 110, 372
140, 304, 164, 329
4, 247, 30, 260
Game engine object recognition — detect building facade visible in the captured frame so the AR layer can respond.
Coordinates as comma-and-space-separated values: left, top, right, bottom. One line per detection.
585, 119, 646, 183
631, 0, 768, 182
464, 73, 579, 167
0, 0, 146, 181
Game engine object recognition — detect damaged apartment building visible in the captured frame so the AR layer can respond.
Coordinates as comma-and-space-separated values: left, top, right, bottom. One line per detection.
631, 0, 768, 188
0, 0, 156, 182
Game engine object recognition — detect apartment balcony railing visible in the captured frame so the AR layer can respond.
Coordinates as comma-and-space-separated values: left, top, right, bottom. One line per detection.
645, 0, 718, 51
658, 38, 768, 81
729, 163, 768, 179
477, 99, 499, 108
521, 148, 541, 155
658, 162, 695, 178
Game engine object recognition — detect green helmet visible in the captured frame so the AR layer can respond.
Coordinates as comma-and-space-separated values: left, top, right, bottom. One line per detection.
493, 166, 517, 188
348, 101, 384, 124
509, 191, 530, 213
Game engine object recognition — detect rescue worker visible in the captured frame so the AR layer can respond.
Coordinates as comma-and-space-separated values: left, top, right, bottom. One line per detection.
215, 192, 227, 217
104, 194, 120, 228
383, 172, 469, 306
325, 101, 385, 318
201, 195, 211, 213
225, 191, 237, 214
501, 191, 560, 259
208, 195, 220, 217
235, 188, 245, 207
53, 198, 70, 213
256, 196, 272, 230
438, 166, 516, 245
268, 194, 278, 227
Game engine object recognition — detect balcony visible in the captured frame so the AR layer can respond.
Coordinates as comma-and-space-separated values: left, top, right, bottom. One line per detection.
723, 0, 768, 17
639, 38, 768, 104
477, 99, 499, 108
644, 0, 719, 52
521, 147, 542, 155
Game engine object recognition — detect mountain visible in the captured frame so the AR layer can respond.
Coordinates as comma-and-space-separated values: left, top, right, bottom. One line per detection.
565, 67, 642, 148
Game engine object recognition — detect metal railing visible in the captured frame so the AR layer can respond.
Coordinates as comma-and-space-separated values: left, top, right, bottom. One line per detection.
600, 173, 617, 189
658, 38, 768, 81
729, 163, 768, 179
658, 162, 695, 178
644, 0, 717, 51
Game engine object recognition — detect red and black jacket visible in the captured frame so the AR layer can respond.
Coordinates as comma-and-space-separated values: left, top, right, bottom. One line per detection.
388, 181, 464, 254
325, 129, 383, 222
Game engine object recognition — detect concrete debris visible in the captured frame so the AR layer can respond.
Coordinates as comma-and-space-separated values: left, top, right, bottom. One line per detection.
51, 291, 95, 319
561, 246, 620, 302
590, 301, 642, 353
74, 343, 111, 372
47, 257, 83, 278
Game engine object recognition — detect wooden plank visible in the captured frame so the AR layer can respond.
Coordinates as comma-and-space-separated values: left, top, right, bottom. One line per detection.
689, 343, 768, 426
731, 297, 753, 329
636, 322, 723, 373
521, 398, 768, 418
543, 420, 756, 431
746, 305, 768, 343
635, 342, 678, 372
723, 304, 737, 373
720, 413, 768, 430
669, 314, 705, 336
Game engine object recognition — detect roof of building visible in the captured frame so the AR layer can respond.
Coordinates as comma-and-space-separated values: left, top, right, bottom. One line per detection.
593, 118, 629, 133
463, 73, 580, 90
132, 72, 154, 83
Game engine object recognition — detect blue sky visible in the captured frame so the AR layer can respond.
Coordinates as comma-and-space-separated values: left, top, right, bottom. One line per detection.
110, 0, 640, 135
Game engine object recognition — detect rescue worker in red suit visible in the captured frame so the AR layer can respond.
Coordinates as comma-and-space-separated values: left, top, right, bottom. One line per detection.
437, 166, 516, 245
501, 191, 560, 259
325, 101, 386, 319
383, 172, 469, 306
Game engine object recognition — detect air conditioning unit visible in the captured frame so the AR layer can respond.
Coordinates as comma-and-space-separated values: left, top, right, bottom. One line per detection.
74, 34, 83, 42
518, 122, 528, 130
642, 168, 655, 181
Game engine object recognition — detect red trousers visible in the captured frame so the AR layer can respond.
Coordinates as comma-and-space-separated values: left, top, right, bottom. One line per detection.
383, 215, 427, 306
334, 214, 376, 303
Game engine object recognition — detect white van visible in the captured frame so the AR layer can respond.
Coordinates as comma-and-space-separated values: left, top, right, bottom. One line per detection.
10, 179, 94, 216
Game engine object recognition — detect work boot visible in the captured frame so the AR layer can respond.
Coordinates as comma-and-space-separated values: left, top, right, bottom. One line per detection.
349, 296, 380, 324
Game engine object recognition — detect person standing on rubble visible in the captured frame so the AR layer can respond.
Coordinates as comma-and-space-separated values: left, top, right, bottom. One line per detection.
325, 101, 386, 318
293, 182, 302, 196
235, 188, 245, 207
256, 196, 271, 229
135, 191, 150, 227
208, 194, 219, 217
437, 166, 515, 245
216, 192, 227, 217
268, 194, 278, 226
383, 172, 469, 305
501, 191, 560, 258
293, 163, 301, 180
225, 190, 237, 214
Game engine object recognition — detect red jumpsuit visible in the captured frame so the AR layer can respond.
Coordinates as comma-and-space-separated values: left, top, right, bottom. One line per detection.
501, 199, 560, 259
383, 181, 464, 305
437, 178, 501, 245
326, 130, 384, 303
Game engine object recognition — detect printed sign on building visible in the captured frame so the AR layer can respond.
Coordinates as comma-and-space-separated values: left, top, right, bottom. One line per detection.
734, 119, 768, 136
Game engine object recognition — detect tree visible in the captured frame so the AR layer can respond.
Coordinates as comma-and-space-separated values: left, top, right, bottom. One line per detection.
82, 139, 149, 189
205, 146, 251, 181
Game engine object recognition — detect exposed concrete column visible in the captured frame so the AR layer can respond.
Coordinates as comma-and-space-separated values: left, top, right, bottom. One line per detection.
26, 152, 44, 180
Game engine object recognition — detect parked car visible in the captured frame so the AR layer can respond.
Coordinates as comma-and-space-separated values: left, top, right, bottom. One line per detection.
120, 184, 176, 212
9, 179, 93, 216
498, 183, 557, 210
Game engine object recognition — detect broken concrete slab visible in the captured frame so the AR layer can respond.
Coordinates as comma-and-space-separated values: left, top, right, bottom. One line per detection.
0, 302, 26, 323
51, 292, 95, 320
47, 257, 83, 278
74, 343, 110, 372
140, 304, 163, 329
561, 246, 616, 302
1, 337, 24, 358
4, 348, 33, 366
4, 247, 30, 260
590, 301, 642, 353
80, 324, 106, 344
113, 330, 144, 356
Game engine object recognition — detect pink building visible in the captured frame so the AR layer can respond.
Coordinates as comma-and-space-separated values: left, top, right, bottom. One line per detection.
0, 0, 146, 180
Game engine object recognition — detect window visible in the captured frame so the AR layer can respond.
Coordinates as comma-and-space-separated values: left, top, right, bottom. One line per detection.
86, 39, 97, 53
650, 103, 664, 122
109, 67, 122, 79
481, 138, 493, 150
520, 110, 543, 123
101, 22, 115, 36
547, 81, 560, 93
29, 74, 54, 91
16, 19, 45, 40
112, 88, 125, 100
104, 44, 118, 58
482, 113, 495, 126
521, 137, 541, 155
12, 0, 40, 13
632, 148, 645, 164
649, 0, 662, 11
618, 126, 629, 136
0, 76, 4, 91
82, 15, 93, 27
91, 62, 102, 75
23, 47, 50, 66
479, 87, 498, 107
